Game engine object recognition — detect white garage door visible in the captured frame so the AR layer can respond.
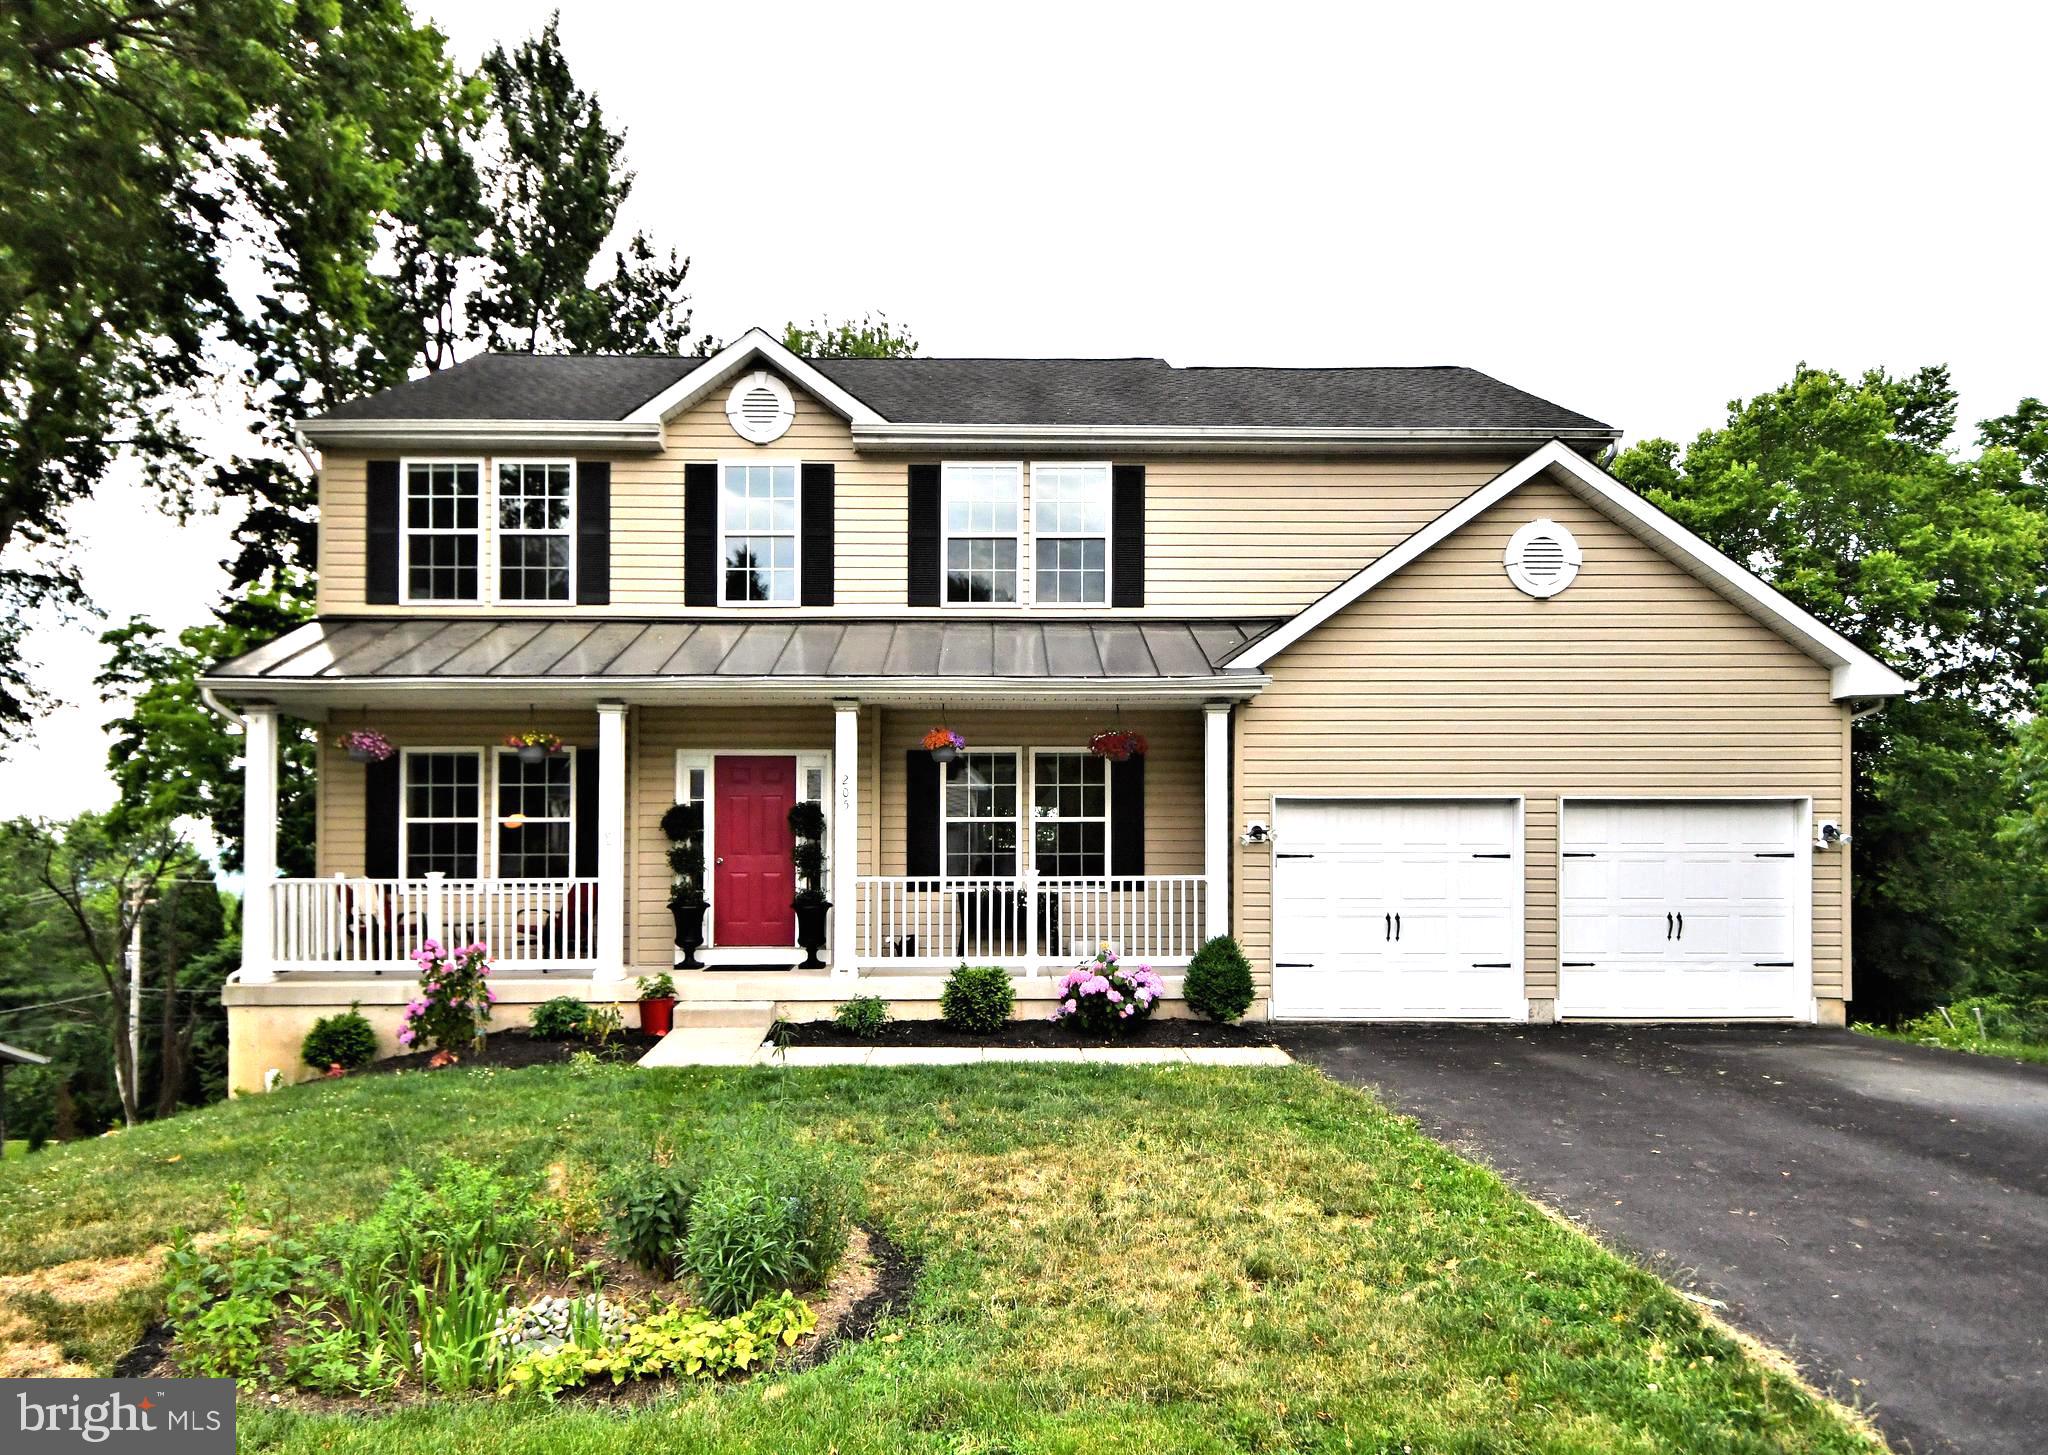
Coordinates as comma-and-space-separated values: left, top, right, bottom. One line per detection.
1559, 800, 1807, 1019
1272, 799, 1522, 1019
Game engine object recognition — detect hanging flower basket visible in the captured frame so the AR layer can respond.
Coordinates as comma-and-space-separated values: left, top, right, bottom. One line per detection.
922, 726, 966, 764
334, 729, 396, 764
1088, 730, 1149, 762
504, 730, 564, 765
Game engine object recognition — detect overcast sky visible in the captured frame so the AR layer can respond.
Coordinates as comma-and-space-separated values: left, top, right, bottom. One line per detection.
5, 0, 2042, 829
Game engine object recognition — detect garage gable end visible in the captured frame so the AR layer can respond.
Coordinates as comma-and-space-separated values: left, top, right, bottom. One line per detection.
1226, 441, 1910, 701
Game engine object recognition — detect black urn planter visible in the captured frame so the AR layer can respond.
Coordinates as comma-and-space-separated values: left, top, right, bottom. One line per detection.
670, 900, 708, 969
793, 900, 832, 970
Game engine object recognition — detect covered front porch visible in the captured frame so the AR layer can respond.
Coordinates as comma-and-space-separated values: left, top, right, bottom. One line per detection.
215, 617, 1270, 1012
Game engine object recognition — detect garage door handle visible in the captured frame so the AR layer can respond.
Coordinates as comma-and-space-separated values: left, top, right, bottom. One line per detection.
1666, 912, 1673, 940
1676, 912, 1683, 939
1471, 961, 1512, 968
1563, 852, 1596, 859
1276, 852, 1315, 859
1276, 962, 1313, 968
1394, 913, 1402, 940
1563, 961, 1595, 967
1753, 961, 1794, 967
1754, 851, 1796, 858
1472, 852, 1511, 859
1384, 913, 1392, 940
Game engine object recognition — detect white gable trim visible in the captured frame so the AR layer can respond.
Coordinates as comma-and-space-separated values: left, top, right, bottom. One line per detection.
624, 326, 887, 427
1227, 439, 1912, 701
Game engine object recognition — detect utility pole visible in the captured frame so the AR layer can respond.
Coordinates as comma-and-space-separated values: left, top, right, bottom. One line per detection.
118, 884, 145, 1128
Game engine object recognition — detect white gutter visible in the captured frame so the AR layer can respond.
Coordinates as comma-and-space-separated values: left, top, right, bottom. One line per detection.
297, 418, 665, 453
849, 422, 1623, 454
199, 674, 1270, 709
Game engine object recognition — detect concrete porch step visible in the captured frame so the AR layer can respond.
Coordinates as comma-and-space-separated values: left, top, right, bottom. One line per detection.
638, 1002, 776, 1067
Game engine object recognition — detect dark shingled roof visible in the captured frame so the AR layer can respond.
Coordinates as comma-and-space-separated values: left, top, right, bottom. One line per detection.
209, 617, 1284, 683
309, 353, 1613, 434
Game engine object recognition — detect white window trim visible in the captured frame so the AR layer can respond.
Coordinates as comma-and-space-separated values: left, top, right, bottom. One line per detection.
1026, 747, 1111, 879
1027, 462, 1113, 610
399, 457, 487, 606
674, 748, 829, 952
937, 746, 1024, 878
939, 461, 1024, 609
716, 458, 803, 607
397, 747, 486, 878
490, 745, 577, 879
493, 458, 577, 605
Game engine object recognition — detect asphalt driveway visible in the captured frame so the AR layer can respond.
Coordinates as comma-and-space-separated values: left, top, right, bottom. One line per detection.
1279, 1024, 2048, 1455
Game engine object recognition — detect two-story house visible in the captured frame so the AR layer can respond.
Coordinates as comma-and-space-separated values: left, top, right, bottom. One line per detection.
204, 328, 1907, 1088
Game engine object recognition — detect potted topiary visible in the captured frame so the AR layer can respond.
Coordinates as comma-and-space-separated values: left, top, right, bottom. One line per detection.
637, 972, 677, 1037
660, 802, 708, 969
788, 800, 831, 969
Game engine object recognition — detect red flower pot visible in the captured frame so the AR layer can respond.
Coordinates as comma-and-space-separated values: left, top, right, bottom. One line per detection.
639, 996, 676, 1037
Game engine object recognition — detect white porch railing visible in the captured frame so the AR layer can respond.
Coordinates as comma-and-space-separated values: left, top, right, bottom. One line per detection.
853, 874, 1206, 973
266, 875, 602, 973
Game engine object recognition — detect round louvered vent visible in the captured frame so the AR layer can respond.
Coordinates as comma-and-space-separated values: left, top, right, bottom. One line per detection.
725, 369, 794, 443
1503, 518, 1582, 598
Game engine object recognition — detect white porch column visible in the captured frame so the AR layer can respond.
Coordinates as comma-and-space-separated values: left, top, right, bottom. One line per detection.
596, 701, 629, 983
1203, 700, 1231, 940
240, 705, 279, 984
830, 700, 860, 976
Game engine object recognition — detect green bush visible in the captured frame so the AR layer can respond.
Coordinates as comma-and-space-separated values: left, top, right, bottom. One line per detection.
1896, 995, 2048, 1048
681, 1146, 858, 1315
529, 996, 590, 1040
941, 963, 1014, 1034
1184, 935, 1256, 1022
301, 1006, 378, 1070
605, 1161, 697, 1278
833, 995, 890, 1039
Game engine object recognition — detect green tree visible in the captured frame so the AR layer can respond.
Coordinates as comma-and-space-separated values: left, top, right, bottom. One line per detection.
1612, 365, 2048, 1018
783, 313, 919, 358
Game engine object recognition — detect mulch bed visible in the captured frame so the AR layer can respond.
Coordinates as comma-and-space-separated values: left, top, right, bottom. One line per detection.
356, 1027, 662, 1076
774, 1016, 1278, 1049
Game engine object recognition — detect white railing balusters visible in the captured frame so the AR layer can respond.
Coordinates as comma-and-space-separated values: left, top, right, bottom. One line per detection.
850, 874, 1204, 972
265, 877, 602, 973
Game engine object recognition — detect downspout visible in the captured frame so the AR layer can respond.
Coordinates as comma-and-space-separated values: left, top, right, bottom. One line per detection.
200, 685, 244, 728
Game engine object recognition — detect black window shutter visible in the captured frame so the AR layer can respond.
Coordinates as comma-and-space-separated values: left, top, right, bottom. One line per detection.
907, 463, 941, 606
684, 462, 717, 606
364, 753, 401, 877
575, 461, 610, 605
1111, 464, 1145, 607
1110, 756, 1145, 876
574, 747, 599, 877
801, 462, 834, 605
366, 460, 401, 604
905, 749, 941, 874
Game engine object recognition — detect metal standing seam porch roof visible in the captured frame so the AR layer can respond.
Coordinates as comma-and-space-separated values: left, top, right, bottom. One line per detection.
203, 617, 1285, 701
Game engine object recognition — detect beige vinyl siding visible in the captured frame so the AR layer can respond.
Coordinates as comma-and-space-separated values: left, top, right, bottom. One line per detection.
1233, 476, 1852, 1010
315, 371, 1522, 617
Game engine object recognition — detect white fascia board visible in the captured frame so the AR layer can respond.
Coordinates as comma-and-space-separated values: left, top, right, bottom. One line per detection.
625, 326, 886, 426
850, 421, 1621, 454
296, 418, 665, 453
1228, 439, 1912, 701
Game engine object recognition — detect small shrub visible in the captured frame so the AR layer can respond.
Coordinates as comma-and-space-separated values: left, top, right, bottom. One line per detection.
834, 994, 890, 1039
941, 963, 1014, 1034
502, 1292, 815, 1400
586, 1004, 624, 1045
399, 940, 496, 1057
606, 1162, 697, 1278
301, 1005, 378, 1070
1184, 934, 1256, 1022
1050, 947, 1163, 1036
681, 1145, 858, 1315
529, 996, 590, 1040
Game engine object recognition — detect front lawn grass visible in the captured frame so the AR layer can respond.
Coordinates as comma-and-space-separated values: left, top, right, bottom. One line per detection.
0, 1062, 1878, 1454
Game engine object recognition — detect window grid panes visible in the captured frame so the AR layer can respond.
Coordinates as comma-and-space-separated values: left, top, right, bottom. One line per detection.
721, 462, 797, 603
495, 749, 573, 878
497, 462, 573, 602
1032, 464, 1110, 604
943, 463, 1021, 604
402, 751, 481, 877
943, 752, 1018, 876
405, 462, 481, 601
1031, 752, 1107, 877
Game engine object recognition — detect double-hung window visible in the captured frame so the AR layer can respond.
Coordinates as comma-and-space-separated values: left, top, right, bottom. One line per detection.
1030, 751, 1107, 877
1030, 463, 1110, 605
495, 748, 573, 877
942, 751, 1019, 876
497, 461, 573, 602
720, 462, 798, 604
404, 461, 482, 602
400, 750, 482, 877
942, 463, 1021, 604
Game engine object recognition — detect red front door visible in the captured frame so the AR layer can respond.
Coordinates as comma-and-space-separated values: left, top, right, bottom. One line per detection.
714, 755, 796, 947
